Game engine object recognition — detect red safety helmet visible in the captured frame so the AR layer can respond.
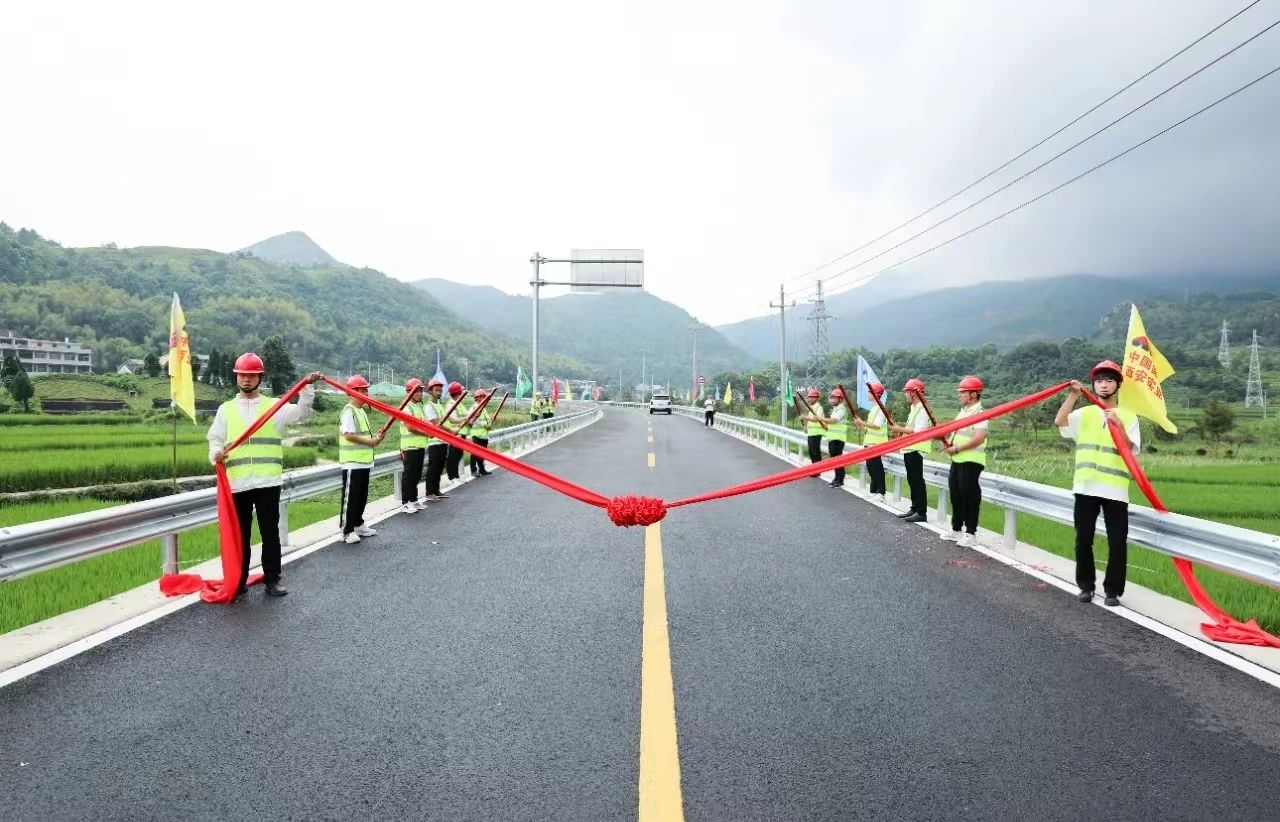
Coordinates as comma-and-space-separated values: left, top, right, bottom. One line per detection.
448, 381, 464, 396
426, 378, 444, 390
1090, 360, 1124, 382
829, 387, 846, 400
958, 375, 984, 392
232, 352, 265, 374
867, 381, 885, 397
347, 374, 370, 390
903, 378, 925, 394
405, 378, 424, 394
473, 388, 489, 399
807, 388, 821, 398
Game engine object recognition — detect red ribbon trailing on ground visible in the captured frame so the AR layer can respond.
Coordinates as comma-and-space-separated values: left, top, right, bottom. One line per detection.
162, 376, 1280, 648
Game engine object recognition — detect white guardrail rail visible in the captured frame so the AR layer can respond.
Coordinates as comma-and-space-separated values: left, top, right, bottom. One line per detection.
614, 401, 1280, 590
0, 406, 601, 583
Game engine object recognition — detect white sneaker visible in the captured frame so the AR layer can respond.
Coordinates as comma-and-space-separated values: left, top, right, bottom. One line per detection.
414, 500, 429, 511
343, 533, 361, 544
875, 493, 887, 502
940, 530, 959, 542
957, 533, 975, 548
401, 503, 418, 514
355, 525, 377, 537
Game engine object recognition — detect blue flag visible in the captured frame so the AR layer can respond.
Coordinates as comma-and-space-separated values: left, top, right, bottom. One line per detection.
855, 355, 886, 411
714, 383, 721, 401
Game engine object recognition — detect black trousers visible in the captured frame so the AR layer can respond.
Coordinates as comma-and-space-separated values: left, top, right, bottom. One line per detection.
446, 443, 464, 480
867, 456, 886, 495
704, 410, 715, 427
542, 412, 553, 419
828, 439, 845, 485
470, 437, 489, 474
340, 468, 371, 536
425, 443, 447, 495
903, 451, 927, 514
948, 462, 984, 533
807, 434, 823, 464
401, 448, 424, 503
233, 485, 281, 588
1074, 494, 1129, 597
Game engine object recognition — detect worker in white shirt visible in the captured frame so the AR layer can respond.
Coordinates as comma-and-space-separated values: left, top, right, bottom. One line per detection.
889, 378, 933, 523
1054, 360, 1141, 607
338, 375, 384, 543
208, 353, 321, 597
941, 376, 988, 547
422, 378, 449, 501
704, 395, 716, 427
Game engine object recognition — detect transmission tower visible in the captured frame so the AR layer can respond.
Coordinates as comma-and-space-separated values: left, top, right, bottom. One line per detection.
1218, 320, 1231, 368
1245, 330, 1263, 407
806, 279, 833, 388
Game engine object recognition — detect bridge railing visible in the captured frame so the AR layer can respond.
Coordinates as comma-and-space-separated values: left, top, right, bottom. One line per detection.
656, 403, 1280, 590
0, 407, 602, 583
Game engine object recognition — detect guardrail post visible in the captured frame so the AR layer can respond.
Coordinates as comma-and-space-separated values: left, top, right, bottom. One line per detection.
161, 533, 179, 575
393, 466, 404, 504
278, 499, 290, 549
1003, 508, 1017, 550
935, 487, 949, 525
892, 474, 902, 502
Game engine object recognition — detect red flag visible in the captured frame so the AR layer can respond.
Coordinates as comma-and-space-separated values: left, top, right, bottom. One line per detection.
748, 377, 756, 403
552, 377, 560, 404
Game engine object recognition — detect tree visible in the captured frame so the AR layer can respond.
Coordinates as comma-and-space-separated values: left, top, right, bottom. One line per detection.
205, 349, 220, 384
142, 352, 161, 378
190, 354, 202, 383
9, 368, 34, 412
0, 354, 20, 390
260, 336, 296, 394
1200, 399, 1234, 441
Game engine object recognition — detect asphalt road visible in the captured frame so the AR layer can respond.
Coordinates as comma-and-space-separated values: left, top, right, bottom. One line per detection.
3, 408, 1279, 821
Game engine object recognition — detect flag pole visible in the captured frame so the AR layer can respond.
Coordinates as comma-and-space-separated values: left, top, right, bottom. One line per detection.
171, 403, 179, 493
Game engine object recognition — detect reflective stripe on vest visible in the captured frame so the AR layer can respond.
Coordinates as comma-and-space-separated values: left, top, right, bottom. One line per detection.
400, 401, 429, 450
338, 404, 374, 464
904, 405, 932, 453
806, 403, 826, 437
863, 407, 889, 445
223, 396, 284, 482
951, 404, 986, 466
826, 407, 848, 442
470, 409, 492, 438
1073, 406, 1135, 493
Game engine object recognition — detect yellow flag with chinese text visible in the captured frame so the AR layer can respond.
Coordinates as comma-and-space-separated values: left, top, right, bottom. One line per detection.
168, 293, 196, 422
1118, 304, 1176, 433
723, 382, 733, 405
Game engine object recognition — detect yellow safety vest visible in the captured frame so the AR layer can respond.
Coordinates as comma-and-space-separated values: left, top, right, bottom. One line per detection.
425, 400, 445, 443
951, 404, 986, 466
222, 396, 283, 483
805, 402, 827, 437
470, 407, 492, 438
338, 404, 374, 465
863, 406, 889, 445
1073, 406, 1137, 498
826, 405, 849, 442
399, 401, 428, 450
904, 404, 932, 453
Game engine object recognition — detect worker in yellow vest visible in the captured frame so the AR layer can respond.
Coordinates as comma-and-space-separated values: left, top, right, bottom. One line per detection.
530, 392, 545, 422
469, 388, 494, 477
423, 378, 449, 501
941, 376, 988, 547
444, 381, 468, 481
1055, 360, 1141, 607
398, 378, 429, 513
799, 387, 826, 470
889, 378, 932, 523
852, 381, 889, 500
209, 354, 322, 597
338, 375, 384, 544
819, 387, 850, 488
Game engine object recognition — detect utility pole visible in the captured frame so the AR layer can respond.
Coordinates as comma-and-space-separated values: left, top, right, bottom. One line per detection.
620, 366, 624, 402
770, 284, 796, 427
1218, 320, 1231, 368
1245, 330, 1263, 408
806, 278, 833, 389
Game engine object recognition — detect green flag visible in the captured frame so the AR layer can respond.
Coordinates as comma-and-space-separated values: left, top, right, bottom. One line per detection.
782, 370, 793, 405
516, 366, 532, 399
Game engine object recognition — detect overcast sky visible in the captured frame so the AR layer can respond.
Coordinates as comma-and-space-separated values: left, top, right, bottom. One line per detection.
4, 1, 1278, 325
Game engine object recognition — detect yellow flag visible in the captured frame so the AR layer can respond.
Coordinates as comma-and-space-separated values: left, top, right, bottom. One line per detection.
723, 381, 733, 405
168, 293, 196, 422
1118, 303, 1176, 433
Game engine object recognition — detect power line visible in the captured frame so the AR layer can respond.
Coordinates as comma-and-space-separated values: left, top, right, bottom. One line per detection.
817, 62, 1280, 302
803, 17, 1280, 298
783, 0, 1265, 289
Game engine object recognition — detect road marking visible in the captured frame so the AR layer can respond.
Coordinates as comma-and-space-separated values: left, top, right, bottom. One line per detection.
648, 436, 654, 444
648, 452, 656, 469
639, 522, 684, 820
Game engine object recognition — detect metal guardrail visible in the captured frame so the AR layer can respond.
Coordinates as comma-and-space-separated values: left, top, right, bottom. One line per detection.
660, 403, 1280, 589
0, 407, 602, 583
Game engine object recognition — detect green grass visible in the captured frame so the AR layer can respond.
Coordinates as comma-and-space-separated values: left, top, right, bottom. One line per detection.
0, 477, 393, 634
28, 374, 226, 413
0, 413, 141, 426
0, 425, 208, 452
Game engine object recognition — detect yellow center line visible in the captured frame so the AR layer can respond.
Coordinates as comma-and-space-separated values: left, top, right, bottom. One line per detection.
639, 522, 684, 820
647, 452, 656, 469
648, 435, 654, 444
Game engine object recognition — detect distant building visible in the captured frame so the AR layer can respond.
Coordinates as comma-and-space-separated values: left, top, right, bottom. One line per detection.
0, 331, 94, 374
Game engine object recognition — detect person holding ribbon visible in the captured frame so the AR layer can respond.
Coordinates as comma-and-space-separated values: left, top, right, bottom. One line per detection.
208, 353, 322, 597
889, 378, 932, 523
941, 376, 988, 547
1055, 360, 1140, 607
852, 381, 890, 501
398, 378, 429, 513
338, 375, 384, 544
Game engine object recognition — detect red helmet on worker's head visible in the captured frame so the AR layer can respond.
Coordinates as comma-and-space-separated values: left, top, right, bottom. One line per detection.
1090, 360, 1124, 382
903, 378, 925, 394
958, 375, 984, 392
829, 387, 846, 400
807, 388, 821, 398
867, 381, 885, 397
448, 381, 464, 396
426, 377, 444, 391
347, 374, 370, 390
232, 353, 265, 374
405, 378, 424, 394
473, 388, 489, 400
